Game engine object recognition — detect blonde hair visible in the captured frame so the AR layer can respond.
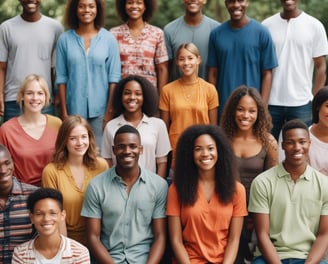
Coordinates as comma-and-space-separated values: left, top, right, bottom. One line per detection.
176, 43, 202, 63
16, 74, 51, 110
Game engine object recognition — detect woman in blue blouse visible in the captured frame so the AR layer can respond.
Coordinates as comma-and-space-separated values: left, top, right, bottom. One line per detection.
56, 0, 121, 148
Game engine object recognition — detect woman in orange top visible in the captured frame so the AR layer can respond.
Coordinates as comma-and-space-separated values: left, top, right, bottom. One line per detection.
166, 125, 247, 263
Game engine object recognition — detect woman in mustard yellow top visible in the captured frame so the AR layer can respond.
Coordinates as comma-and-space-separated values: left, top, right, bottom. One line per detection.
42, 115, 108, 245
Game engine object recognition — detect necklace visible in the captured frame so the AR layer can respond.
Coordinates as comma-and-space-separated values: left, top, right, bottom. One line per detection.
181, 78, 200, 102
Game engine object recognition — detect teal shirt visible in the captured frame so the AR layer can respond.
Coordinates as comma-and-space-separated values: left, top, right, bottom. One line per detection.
248, 163, 328, 260
81, 167, 168, 263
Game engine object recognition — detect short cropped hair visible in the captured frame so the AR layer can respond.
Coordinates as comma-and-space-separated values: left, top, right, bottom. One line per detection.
281, 119, 309, 141
27, 188, 64, 213
114, 124, 141, 143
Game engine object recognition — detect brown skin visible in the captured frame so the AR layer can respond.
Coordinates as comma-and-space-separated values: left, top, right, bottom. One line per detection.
85, 133, 166, 263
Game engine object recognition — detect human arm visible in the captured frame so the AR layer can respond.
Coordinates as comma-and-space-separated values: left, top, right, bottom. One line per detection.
103, 83, 117, 127
156, 158, 167, 179
146, 218, 167, 264
223, 217, 244, 264
253, 213, 281, 264
260, 69, 273, 105
156, 61, 168, 96
85, 217, 116, 264
264, 134, 278, 170
160, 110, 170, 131
168, 216, 191, 264
58, 83, 68, 120
207, 67, 218, 86
0, 61, 7, 116
208, 108, 218, 125
305, 215, 328, 264
312, 56, 327, 95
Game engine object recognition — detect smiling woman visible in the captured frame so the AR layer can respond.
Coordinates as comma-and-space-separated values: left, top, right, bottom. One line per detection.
0, 74, 62, 186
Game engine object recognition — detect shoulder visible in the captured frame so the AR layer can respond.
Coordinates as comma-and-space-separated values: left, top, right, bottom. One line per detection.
163, 79, 181, 91
202, 15, 221, 27
14, 178, 39, 194
46, 114, 62, 128
262, 13, 280, 25
199, 78, 217, 90
0, 15, 20, 28
110, 24, 126, 34
141, 169, 167, 188
164, 16, 183, 31
99, 28, 117, 40
96, 157, 109, 170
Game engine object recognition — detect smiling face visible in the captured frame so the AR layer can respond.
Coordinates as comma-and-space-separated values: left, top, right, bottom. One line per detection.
19, 0, 41, 17
176, 48, 201, 78
30, 198, 66, 238
113, 132, 143, 171
193, 134, 218, 173
125, 0, 145, 21
0, 149, 14, 194
21, 80, 46, 113
122, 81, 144, 114
66, 125, 89, 158
280, 0, 298, 12
282, 128, 310, 168
225, 0, 249, 26
235, 95, 258, 131
183, 0, 207, 15
77, 0, 97, 25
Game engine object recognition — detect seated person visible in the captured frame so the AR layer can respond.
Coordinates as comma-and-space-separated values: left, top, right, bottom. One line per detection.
249, 119, 328, 264
11, 188, 90, 263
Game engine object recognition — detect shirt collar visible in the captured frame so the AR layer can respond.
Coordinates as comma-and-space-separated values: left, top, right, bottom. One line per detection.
277, 162, 311, 181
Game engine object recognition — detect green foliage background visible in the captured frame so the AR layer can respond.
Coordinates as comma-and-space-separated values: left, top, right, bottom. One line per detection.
1, 0, 328, 33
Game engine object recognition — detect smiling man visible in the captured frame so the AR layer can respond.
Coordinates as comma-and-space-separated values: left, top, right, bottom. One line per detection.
0, 0, 63, 121
0, 144, 38, 264
81, 124, 168, 264
207, 0, 277, 118
249, 119, 328, 264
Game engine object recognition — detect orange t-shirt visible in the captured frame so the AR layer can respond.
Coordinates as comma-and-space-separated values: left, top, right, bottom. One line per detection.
166, 182, 247, 263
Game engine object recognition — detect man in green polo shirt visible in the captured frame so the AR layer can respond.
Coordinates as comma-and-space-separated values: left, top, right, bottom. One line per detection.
249, 119, 328, 264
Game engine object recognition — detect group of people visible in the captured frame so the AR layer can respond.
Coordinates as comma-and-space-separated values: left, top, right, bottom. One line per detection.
1, 0, 328, 263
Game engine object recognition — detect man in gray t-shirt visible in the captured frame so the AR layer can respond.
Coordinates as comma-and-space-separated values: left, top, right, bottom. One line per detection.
0, 0, 63, 121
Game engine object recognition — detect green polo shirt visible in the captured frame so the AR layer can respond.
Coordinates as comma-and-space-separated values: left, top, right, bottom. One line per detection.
249, 163, 328, 260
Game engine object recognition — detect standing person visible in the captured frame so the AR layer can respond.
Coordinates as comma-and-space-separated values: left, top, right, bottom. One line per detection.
308, 86, 328, 176
0, 74, 62, 186
56, 0, 121, 147
207, 0, 277, 117
81, 125, 168, 264
220, 86, 278, 263
110, 0, 168, 95
249, 119, 328, 264
164, 0, 219, 81
159, 43, 218, 166
101, 75, 171, 178
262, 0, 328, 140
167, 125, 247, 263
42, 115, 108, 246
0, 144, 38, 264
11, 188, 90, 264
0, 0, 63, 121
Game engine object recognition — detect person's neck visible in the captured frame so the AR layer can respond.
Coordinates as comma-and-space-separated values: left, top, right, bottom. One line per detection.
230, 16, 249, 29
281, 9, 301, 20
76, 23, 98, 35
21, 12, 41, 22
116, 166, 140, 191
35, 233, 62, 255
0, 186, 12, 200
282, 161, 307, 182
19, 112, 45, 125
184, 12, 203, 26
67, 155, 84, 167
234, 128, 256, 140
127, 18, 145, 30
180, 75, 198, 84
123, 111, 143, 125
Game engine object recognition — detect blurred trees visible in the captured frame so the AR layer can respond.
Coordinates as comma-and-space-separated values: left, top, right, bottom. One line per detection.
1, 0, 328, 33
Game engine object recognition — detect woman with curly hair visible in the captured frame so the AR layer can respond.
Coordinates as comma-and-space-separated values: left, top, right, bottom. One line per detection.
101, 75, 171, 178
220, 85, 278, 263
42, 115, 108, 245
110, 0, 168, 95
56, 0, 121, 148
167, 124, 247, 263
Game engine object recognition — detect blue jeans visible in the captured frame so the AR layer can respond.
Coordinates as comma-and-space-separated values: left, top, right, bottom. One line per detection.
252, 256, 327, 264
4, 100, 55, 122
88, 115, 103, 151
268, 101, 312, 141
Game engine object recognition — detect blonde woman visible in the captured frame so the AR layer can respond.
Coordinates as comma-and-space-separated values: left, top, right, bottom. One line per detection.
0, 74, 61, 186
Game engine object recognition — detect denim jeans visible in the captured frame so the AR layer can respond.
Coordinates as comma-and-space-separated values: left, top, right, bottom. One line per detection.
88, 115, 103, 151
252, 256, 327, 264
4, 100, 55, 122
268, 101, 312, 141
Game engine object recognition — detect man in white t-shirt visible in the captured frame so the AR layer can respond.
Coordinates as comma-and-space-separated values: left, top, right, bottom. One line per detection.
262, 0, 328, 140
